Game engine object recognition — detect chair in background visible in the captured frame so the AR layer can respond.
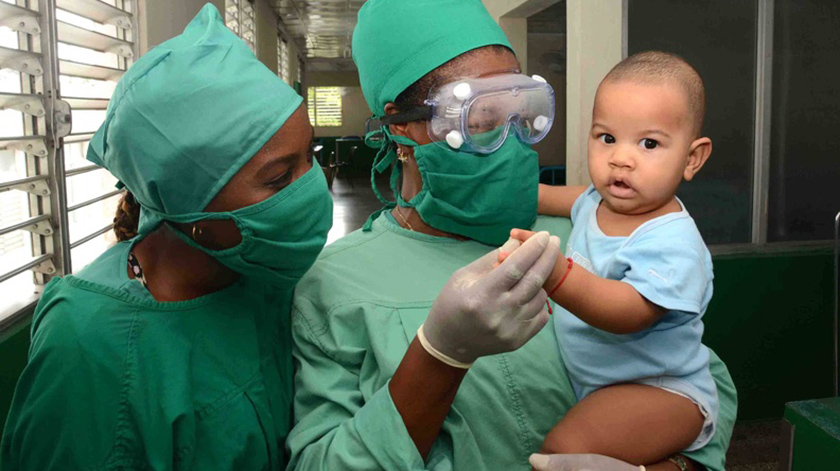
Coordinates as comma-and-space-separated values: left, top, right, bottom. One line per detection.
332, 136, 362, 189
311, 140, 337, 190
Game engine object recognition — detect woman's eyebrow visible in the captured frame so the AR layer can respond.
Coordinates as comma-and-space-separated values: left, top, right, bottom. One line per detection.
256, 152, 296, 179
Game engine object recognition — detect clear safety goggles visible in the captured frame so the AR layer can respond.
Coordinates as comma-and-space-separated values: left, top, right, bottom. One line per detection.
377, 73, 555, 153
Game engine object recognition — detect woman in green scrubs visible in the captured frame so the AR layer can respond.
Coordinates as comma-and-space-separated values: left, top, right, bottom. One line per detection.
287, 1, 738, 470
1, 4, 561, 469
0, 5, 332, 470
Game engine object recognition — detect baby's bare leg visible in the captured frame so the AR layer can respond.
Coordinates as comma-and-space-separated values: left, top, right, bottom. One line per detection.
541, 383, 704, 466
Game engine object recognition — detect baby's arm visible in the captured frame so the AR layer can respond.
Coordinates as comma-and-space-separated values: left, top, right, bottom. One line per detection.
550, 259, 665, 334
509, 229, 665, 335
538, 184, 589, 218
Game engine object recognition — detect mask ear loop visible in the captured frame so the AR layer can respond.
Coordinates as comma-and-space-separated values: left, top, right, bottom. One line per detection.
362, 126, 424, 231
388, 132, 424, 209
366, 128, 397, 203
362, 126, 398, 232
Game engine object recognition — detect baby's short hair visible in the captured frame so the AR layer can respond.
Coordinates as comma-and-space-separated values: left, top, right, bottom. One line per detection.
602, 51, 706, 137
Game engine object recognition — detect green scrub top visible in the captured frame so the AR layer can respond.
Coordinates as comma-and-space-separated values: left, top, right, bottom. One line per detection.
1, 240, 295, 470
287, 214, 737, 471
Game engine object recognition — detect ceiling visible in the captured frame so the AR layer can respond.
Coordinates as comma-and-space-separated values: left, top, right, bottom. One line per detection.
273, 0, 566, 72
272, 0, 364, 66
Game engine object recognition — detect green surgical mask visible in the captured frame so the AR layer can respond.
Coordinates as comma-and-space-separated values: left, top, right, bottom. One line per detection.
141, 164, 333, 286
364, 130, 538, 246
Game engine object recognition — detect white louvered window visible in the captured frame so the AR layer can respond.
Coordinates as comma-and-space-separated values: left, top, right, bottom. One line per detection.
297, 58, 302, 85
0, 0, 137, 327
240, 2, 254, 53
307, 86, 341, 127
224, 0, 239, 35
225, 0, 255, 54
277, 35, 288, 84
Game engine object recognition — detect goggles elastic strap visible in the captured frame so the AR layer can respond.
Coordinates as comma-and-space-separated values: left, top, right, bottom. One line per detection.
378, 105, 434, 125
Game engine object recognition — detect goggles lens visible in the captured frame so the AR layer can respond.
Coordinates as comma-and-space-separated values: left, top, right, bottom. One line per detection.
464, 87, 553, 150
426, 73, 555, 153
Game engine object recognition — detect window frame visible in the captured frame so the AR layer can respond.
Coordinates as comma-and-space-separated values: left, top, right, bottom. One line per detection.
0, 0, 138, 330
297, 57, 302, 85
619, 0, 830, 254
708, 0, 832, 251
224, 0, 255, 53
307, 86, 342, 127
277, 33, 288, 84
566, 0, 834, 253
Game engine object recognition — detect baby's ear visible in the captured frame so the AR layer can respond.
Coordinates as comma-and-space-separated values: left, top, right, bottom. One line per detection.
684, 137, 712, 181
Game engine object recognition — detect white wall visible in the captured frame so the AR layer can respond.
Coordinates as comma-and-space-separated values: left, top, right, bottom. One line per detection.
482, 0, 562, 73
307, 71, 359, 88
139, 0, 224, 53
565, 0, 624, 185
312, 87, 367, 138
139, 0, 302, 86
254, 0, 304, 85
483, 0, 529, 72
255, 0, 279, 74
307, 71, 366, 138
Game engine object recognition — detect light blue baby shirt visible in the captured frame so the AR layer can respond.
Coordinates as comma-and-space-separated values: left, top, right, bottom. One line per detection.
555, 186, 715, 402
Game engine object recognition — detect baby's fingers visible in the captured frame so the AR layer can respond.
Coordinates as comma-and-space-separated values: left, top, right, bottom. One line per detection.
510, 228, 537, 243
495, 237, 522, 267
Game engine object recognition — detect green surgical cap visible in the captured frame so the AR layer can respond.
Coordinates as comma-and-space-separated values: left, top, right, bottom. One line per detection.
352, 0, 512, 117
87, 4, 303, 216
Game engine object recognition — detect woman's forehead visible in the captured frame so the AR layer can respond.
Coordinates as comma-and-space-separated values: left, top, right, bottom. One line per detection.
443, 48, 520, 82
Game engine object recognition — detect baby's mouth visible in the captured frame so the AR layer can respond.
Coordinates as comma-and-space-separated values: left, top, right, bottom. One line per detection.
608, 178, 635, 198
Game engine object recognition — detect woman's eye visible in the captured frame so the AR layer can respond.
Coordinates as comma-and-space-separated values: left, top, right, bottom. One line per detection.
640, 138, 658, 149
268, 171, 292, 189
599, 134, 615, 144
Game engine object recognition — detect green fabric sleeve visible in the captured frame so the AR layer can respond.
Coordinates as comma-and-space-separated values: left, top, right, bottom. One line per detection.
683, 349, 738, 471
286, 302, 426, 471
0, 281, 134, 471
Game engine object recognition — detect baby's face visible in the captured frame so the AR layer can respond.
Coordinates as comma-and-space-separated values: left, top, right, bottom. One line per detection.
588, 80, 696, 216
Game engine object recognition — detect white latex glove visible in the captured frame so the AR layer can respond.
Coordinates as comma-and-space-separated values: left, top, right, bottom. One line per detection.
420, 231, 561, 366
529, 453, 644, 471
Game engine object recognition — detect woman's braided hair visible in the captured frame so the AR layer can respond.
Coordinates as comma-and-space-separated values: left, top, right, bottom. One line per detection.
113, 192, 141, 241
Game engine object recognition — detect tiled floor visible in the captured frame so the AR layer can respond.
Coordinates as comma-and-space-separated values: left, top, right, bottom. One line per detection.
326, 172, 783, 471
326, 170, 392, 245
728, 420, 782, 471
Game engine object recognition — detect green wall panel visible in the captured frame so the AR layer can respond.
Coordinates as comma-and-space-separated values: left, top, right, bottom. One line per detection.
0, 320, 31, 433
703, 249, 835, 420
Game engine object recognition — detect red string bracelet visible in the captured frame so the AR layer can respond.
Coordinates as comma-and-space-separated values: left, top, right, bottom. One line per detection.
548, 258, 574, 298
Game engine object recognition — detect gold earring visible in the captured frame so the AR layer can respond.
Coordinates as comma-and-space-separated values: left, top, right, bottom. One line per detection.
397, 148, 410, 162
192, 223, 204, 241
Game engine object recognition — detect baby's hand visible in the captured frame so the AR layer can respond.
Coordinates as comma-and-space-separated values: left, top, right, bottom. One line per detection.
496, 230, 554, 267
510, 228, 538, 244
507, 229, 567, 294
495, 237, 522, 268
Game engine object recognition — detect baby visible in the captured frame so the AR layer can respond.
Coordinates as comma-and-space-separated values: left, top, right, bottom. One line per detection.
508, 51, 718, 468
